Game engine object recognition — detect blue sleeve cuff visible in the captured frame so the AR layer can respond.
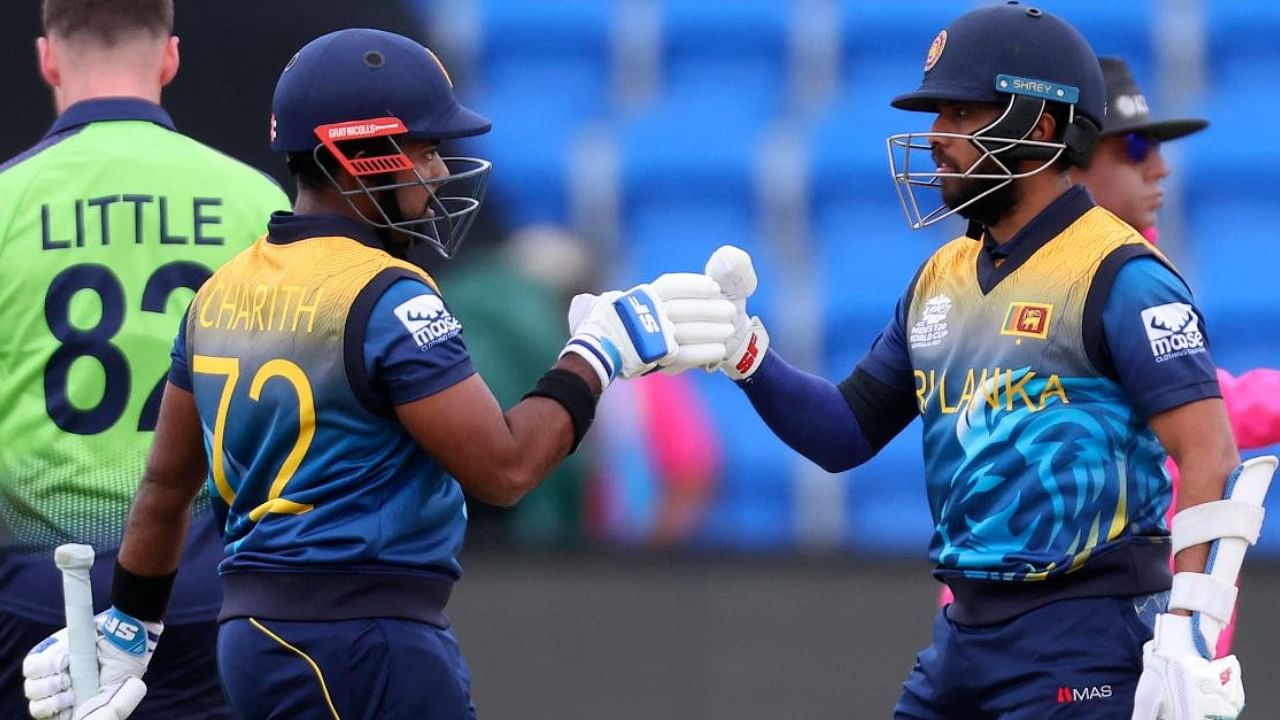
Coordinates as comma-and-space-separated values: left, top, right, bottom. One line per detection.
1138, 379, 1223, 419
167, 364, 193, 392
383, 358, 477, 405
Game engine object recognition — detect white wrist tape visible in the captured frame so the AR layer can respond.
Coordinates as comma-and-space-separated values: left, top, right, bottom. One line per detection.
1169, 455, 1277, 659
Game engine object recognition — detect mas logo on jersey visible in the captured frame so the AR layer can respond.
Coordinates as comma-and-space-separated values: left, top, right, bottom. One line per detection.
394, 293, 462, 350
1140, 302, 1205, 363
909, 294, 952, 349
1056, 684, 1113, 703
1000, 302, 1053, 342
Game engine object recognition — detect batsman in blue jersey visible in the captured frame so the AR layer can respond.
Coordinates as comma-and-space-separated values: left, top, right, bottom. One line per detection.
21, 28, 736, 720
698, 4, 1273, 719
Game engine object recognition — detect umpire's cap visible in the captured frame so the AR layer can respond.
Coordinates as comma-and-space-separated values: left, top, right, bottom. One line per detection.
1099, 57, 1208, 140
891, 2, 1105, 130
270, 28, 490, 153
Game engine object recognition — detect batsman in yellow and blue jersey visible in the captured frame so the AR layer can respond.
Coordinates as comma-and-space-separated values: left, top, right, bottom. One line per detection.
21, 27, 737, 720
695, 5, 1273, 719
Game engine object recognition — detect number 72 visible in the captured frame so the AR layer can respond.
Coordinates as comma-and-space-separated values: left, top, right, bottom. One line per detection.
191, 355, 316, 522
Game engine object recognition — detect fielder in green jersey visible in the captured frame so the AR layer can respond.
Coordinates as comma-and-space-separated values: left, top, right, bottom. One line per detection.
1, 2, 287, 718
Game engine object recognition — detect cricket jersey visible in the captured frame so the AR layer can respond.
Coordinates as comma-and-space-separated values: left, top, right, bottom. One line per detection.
0, 98, 288, 623
856, 186, 1221, 623
172, 212, 475, 623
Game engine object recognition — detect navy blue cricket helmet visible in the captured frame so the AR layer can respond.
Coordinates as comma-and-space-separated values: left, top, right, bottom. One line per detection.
271, 28, 492, 258
885, 3, 1105, 230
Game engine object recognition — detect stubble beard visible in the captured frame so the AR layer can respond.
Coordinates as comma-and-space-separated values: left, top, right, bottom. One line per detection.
940, 156, 1020, 229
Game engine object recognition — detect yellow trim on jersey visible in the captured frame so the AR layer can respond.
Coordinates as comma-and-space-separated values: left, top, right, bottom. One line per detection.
248, 617, 342, 720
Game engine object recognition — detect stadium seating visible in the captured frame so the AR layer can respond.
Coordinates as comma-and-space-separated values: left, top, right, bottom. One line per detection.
411, 0, 1280, 556
465, 0, 615, 225
660, 0, 791, 110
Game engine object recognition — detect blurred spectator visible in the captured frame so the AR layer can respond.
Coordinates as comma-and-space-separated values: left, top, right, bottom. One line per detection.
591, 371, 722, 548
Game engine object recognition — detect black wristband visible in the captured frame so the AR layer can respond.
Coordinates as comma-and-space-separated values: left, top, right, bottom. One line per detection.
523, 368, 598, 454
111, 560, 177, 622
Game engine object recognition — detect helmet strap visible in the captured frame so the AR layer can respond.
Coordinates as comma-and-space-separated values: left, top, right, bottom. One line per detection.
974, 95, 1055, 163
1062, 115, 1101, 168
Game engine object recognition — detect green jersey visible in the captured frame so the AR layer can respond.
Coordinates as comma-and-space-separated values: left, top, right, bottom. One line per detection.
0, 98, 289, 551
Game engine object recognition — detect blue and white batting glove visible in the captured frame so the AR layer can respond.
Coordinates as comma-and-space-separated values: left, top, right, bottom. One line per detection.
704, 245, 769, 381
1131, 613, 1244, 720
24, 606, 161, 720
563, 274, 734, 386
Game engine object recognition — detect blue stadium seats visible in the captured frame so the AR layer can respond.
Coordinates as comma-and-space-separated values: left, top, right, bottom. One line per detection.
806, 90, 955, 376
1204, 2, 1280, 81
844, 420, 933, 555
420, 0, 1280, 557
688, 371, 797, 550
618, 201, 780, 319
462, 0, 615, 226
1180, 89, 1277, 336
660, 0, 791, 109
464, 86, 593, 227
1039, 0, 1156, 83
617, 81, 775, 227
475, 0, 613, 108
839, 0, 972, 96
811, 205, 943, 379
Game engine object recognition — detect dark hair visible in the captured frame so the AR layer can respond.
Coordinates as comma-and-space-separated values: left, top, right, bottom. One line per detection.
43, 0, 173, 44
287, 151, 340, 191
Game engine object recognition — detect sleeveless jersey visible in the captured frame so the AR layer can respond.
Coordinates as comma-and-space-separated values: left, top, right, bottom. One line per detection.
907, 206, 1177, 583
0, 99, 288, 552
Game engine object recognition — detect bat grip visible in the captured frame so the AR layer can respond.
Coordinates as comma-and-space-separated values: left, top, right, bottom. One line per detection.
56, 544, 99, 705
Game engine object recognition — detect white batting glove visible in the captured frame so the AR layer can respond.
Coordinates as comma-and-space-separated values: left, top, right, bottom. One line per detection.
563, 274, 735, 385
24, 607, 161, 720
704, 245, 769, 380
1131, 613, 1244, 720
651, 273, 737, 374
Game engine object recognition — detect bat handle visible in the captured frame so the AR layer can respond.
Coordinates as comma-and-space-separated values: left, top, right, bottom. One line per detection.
55, 543, 99, 705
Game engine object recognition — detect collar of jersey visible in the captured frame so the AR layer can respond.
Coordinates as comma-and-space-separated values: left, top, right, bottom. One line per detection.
975, 184, 1095, 294
267, 211, 387, 250
45, 97, 176, 138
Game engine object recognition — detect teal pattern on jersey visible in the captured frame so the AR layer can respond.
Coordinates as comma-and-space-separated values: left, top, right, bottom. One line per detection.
927, 373, 1170, 579
907, 207, 1179, 583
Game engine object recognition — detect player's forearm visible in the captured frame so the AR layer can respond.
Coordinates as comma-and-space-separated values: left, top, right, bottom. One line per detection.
467, 356, 601, 506
116, 383, 208, 577
1171, 448, 1240, 577
738, 350, 873, 473
1152, 398, 1241, 577
117, 474, 196, 577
